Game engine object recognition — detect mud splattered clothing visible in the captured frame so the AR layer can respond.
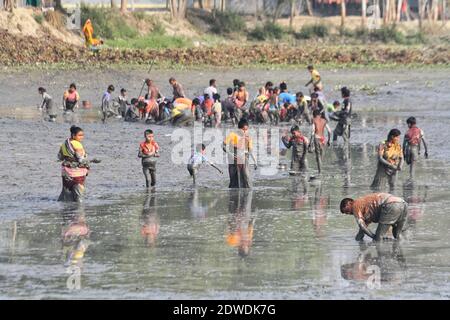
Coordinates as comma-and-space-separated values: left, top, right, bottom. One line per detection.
403, 126, 425, 165
282, 135, 309, 173
58, 139, 89, 202
352, 193, 408, 241
40, 92, 56, 120
138, 141, 159, 187
371, 140, 403, 190
224, 131, 253, 188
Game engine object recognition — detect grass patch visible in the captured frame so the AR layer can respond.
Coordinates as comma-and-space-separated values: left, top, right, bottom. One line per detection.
211, 11, 246, 35
80, 5, 138, 39
248, 22, 284, 40
295, 24, 329, 39
107, 33, 190, 49
33, 14, 44, 25
132, 11, 147, 21
347, 26, 425, 45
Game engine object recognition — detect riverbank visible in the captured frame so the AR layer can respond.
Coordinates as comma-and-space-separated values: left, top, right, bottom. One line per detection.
1, 26, 449, 68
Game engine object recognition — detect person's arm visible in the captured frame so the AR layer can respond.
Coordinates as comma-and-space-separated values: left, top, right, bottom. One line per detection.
397, 153, 403, 171
249, 150, 257, 169
75, 92, 80, 109
421, 132, 429, 158
305, 79, 313, 87
355, 216, 375, 239
208, 161, 223, 174
302, 137, 309, 159
62, 94, 66, 111
57, 147, 64, 161
402, 135, 408, 158
377, 144, 397, 170
281, 136, 291, 149
326, 124, 332, 146
355, 228, 365, 241
309, 123, 316, 147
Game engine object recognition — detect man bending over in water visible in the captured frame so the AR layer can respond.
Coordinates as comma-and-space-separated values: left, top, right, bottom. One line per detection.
309, 109, 331, 175
340, 193, 408, 241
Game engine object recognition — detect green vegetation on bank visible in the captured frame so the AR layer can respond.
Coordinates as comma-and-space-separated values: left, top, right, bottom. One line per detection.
79, 6, 429, 49
80, 5, 191, 49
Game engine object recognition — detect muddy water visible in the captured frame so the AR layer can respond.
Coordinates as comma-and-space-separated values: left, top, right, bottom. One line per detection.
0, 67, 449, 299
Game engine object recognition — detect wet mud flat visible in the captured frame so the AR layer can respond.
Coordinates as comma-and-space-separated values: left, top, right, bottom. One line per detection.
0, 67, 450, 299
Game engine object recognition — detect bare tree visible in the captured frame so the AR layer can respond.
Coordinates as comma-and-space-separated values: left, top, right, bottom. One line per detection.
3, 0, 14, 12
362, 0, 367, 27
121, 0, 128, 13
341, 0, 346, 27
418, 0, 423, 30
273, 0, 285, 23
169, 0, 188, 19
111, 0, 116, 9
443, 0, 447, 25
305, 0, 313, 16
289, 0, 296, 29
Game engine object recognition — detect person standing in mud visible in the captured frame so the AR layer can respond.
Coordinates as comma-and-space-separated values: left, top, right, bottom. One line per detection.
144, 79, 161, 121
340, 193, 408, 241
403, 117, 428, 180
169, 77, 185, 101
233, 81, 250, 112
268, 87, 280, 125
309, 109, 332, 176
281, 125, 309, 175
117, 88, 130, 118
223, 118, 257, 188
204, 79, 217, 100
101, 85, 118, 123
296, 91, 311, 125
308, 93, 329, 122
305, 65, 323, 92
58, 126, 90, 202
63, 83, 80, 112
330, 87, 352, 145
222, 88, 238, 126
38, 87, 57, 122
138, 129, 160, 188
371, 129, 403, 191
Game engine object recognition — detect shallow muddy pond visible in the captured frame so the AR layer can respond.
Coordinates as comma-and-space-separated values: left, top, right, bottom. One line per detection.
0, 67, 449, 299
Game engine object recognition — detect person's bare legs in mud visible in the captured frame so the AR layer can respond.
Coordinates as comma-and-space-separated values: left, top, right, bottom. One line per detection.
403, 116, 429, 180
309, 109, 332, 176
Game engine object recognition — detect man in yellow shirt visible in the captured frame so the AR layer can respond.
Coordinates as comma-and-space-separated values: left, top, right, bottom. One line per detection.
223, 119, 256, 188
305, 65, 323, 91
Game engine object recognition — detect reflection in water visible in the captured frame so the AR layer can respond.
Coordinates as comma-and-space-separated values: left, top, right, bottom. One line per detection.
226, 190, 255, 258
310, 182, 329, 238
341, 242, 407, 285
61, 205, 90, 268
402, 181, 428, 236
291, 177, 308, 211
189, 188, 219, 219
140, 190, 160, 247
334, 145, 351, 191
61, 204, 90, 290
